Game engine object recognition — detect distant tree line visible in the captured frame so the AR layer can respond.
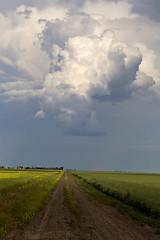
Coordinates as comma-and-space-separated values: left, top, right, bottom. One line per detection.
25, 166, 64, 170
0, 166, 64, 170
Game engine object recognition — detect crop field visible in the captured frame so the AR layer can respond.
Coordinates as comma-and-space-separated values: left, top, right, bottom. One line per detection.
72, 171, 160, 219
0, 169, 63, 238
2, 170, 160, 239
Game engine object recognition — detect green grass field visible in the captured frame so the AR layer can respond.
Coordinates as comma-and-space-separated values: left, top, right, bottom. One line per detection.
72, 171, 160, 218
0, 169, 63, 238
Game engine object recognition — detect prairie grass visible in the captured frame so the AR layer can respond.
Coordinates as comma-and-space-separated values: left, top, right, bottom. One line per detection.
71, 173, 160, 233
0, 169, 63, 238
64, 173, 79, 219
71, 172, 160, 232
71, 171, 160, 220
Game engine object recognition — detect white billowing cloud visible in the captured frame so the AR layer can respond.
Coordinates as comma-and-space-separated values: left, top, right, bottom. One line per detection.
0, 1, 159, 135
41, 12, 98, 55
42, 30, 142, 101
39, 28, 143, 134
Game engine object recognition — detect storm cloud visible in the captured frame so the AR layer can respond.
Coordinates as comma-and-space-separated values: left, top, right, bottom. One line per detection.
0, 1, 159, 135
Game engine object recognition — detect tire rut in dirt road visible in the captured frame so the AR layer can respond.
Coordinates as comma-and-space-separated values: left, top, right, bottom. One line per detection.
67, 173, 160, 240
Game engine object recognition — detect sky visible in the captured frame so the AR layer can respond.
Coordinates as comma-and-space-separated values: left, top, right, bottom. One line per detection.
0, 0, 160, 172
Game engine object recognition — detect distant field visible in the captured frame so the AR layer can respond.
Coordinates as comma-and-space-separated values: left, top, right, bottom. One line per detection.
72, 171, 160, 217
0, 169, 63, 238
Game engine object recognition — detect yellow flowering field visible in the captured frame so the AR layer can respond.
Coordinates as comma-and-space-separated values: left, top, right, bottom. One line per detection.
0, 169, 63, 238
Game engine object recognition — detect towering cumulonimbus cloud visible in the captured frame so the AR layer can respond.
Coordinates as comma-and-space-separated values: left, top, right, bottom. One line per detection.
0, 2, 158, 135
39, 17, 143, 135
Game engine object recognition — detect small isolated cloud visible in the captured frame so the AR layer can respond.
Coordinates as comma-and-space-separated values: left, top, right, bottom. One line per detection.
34, 110, 45, 119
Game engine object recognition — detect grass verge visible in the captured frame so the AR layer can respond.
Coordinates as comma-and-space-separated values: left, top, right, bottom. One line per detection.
64, 173, 99, 240
71, 172, 160, 234
63, 173, 80, 220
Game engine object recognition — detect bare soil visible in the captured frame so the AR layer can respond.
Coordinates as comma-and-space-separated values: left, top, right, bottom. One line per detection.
6, 173, 160, 240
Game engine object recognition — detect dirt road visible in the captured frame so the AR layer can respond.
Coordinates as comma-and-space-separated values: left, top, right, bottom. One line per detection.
7, 173, 160, 240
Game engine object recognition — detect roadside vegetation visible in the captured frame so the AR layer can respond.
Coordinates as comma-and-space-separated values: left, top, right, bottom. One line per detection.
63, 173, 98, 239
0, 169, 63, 238
70, 171, 160, 233
64, 173, 80, 220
